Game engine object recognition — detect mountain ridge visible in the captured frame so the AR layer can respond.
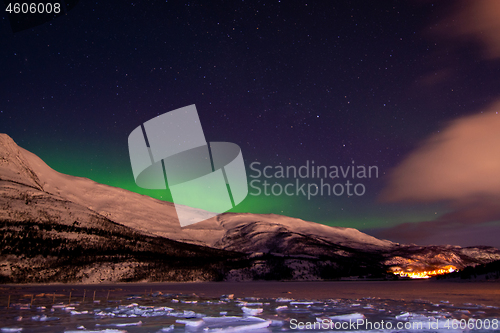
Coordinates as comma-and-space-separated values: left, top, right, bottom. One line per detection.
1, 133, 396, 252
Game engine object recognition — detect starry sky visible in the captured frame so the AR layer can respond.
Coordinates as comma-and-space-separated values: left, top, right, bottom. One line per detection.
2, 0, 500, 247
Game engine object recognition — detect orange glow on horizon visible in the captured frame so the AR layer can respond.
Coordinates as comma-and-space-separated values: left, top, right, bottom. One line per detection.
391, 265, 457, 279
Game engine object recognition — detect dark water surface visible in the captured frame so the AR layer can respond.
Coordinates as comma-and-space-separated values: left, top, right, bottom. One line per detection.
1, 281, 499, 332
3, 280, 499, 305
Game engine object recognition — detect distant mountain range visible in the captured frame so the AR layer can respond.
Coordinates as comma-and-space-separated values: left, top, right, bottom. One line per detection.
1, 133, 499, 283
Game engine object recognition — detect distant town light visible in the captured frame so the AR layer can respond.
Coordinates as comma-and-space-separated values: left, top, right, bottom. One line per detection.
390, 265, 457, 279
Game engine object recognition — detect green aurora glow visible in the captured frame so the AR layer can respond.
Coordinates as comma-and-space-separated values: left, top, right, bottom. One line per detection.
31, 142, 439, 232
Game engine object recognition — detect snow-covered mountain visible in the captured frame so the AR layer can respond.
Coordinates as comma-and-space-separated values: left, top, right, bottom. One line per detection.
1, 133, 499, 283
0, 133, 394, 252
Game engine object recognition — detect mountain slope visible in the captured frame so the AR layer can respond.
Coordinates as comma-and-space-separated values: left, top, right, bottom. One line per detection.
1, 135, 250, 283
1, 133, 395, 252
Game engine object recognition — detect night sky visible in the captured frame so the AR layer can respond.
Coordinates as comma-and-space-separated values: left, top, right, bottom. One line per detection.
2, 1, 500, 247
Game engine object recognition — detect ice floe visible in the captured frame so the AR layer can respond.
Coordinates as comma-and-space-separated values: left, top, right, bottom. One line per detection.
64, 328, 128, 333
31, 315, 59, 321
241, 306, 263, 315
176, 316, 271, 332
318, 312, 366, 321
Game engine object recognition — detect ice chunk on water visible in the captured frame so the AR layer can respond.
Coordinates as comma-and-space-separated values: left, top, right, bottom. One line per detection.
275, 297, 294, 303
113, 322, 142, 327
290, 301, 315, 305
242, 307, 263, 315
178, 316, 271, 332
156, 306, 174, 312
318, 313, 366, 321
157, 325, 174, 332
396, 312, 415, 320
395, 312, 445, 321
71, 310, 89, 315
64, 328, 128, 333
94, 304, 180, 318
394, 312, 452, 330
168, 310, 202, 318
202, 316, 246, 324
176, 319, 204, 327
126, 295, 142, 300
237, 302, 263, 307
209, 317, 271, 332
31, 315, 59, 321
1, 329, 23, 332
96, 322, 142, 328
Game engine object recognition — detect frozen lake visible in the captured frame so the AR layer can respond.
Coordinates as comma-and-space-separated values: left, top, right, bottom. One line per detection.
1, 281, 499, 332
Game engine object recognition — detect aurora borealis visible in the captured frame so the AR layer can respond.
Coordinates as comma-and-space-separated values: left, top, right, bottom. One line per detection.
2, 1, 500, 247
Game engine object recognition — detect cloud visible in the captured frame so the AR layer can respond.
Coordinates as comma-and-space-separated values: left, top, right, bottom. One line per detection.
381, 101, 500, 203
378, 101, 500, 246
435, 0, 500, 59
376, 1, 500, 247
